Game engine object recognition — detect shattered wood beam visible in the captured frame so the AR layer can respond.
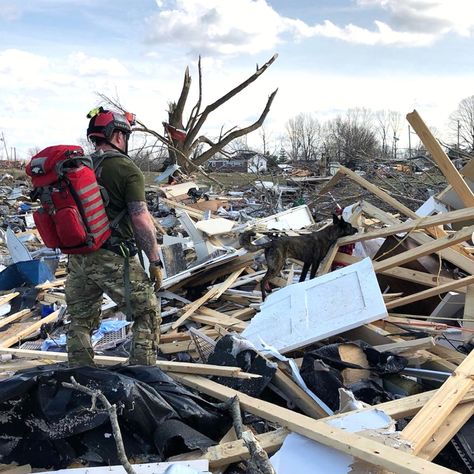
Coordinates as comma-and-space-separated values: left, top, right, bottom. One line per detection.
373, 337, 435, 354
0, 309, 31, 330
360, 201, 474, 275
171, 286, 220, 330
401, 346, 474, 455
418, 402, 474, 461
385, 274, 474, 309
0, 292, 19, 307
36, 279, 66, 290
337, 206, 474, 246
312, 169, 345, 200
174, 390, 474, 469
316, 243, 339, 276
379, 267, 466, 293
0, 347, 259, 379
407, 110, 474, 208
171, 374, 456, 474
338, 167, 448, 240
0, 310, 61, 348
372, 225, 474, 273
160, 197, 205, 219
272, 368, 329, 419
211, 268, 246, 301
189, 312, 247, 332
463, 285, 474, 341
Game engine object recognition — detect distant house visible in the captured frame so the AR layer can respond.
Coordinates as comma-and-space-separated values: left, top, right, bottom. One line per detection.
206, 150, 268, 173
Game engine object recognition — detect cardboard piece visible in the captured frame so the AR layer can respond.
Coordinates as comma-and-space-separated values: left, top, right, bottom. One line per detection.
242, 258, 387, 353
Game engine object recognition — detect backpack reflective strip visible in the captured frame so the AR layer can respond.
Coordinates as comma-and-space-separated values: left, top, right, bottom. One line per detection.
77, 182, 98, 196
87, 208, 108, 222
89, 215, 109, 231
81, 190, 102, 204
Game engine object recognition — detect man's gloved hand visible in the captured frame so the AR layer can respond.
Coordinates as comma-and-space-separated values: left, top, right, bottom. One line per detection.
149, 261, 163, 291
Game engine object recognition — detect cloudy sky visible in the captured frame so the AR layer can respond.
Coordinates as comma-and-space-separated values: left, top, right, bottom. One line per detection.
1, 0, 474, 159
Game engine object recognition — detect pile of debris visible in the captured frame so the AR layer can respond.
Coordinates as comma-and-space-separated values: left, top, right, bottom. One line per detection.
0, 112, 474, 473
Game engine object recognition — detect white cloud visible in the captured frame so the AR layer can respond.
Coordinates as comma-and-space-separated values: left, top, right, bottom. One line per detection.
145, 0, 474, 54
68, 52, 129, 77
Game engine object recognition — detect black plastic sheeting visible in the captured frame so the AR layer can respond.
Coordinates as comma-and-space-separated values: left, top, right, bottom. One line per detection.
300, 341, 408, 411
207, 335, 277, 397
0, 364, 232, 469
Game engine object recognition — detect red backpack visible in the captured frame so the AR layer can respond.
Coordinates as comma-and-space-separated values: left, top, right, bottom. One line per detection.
26, 145, 118, 254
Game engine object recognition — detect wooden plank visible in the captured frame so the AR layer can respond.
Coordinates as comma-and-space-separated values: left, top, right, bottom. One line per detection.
171, 374, 456, 474
0, 347, 259, 379
211, 268, 246, 301
418, 402, 474, 461
160, 197, 205, 219
272, 368, 328, 419
385, 274, 474, 310
316, 243, 339, 276
0, 310, 60, 348
0, 292, 19, 307
373, 225, 474, 273
338, 206, 474, 246
229, 307, 256, 321
407, 110, 474, 207
401, 347, 474, 455
0, 310, 31, 330
189, 312, 247, 331
360, 201, 474, 274
380, 267, 466, 293
374, 336, 435, 354
463, 284, 474, 341
171, 286, 220, 330
313, 169, 345, 198
35, 278, 66, 290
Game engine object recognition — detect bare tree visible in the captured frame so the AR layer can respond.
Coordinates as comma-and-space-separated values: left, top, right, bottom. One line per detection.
284, 113, 321, 161
323, 109, 378, 169
449, 95, 474, 151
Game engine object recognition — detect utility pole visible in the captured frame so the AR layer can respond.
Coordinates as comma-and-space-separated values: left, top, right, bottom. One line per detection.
408, 125, 412, 158
0, 132, 9, 160
393, 132, 399, 160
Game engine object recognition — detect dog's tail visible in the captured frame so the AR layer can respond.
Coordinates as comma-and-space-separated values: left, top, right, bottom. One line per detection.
239, 230, 271, 252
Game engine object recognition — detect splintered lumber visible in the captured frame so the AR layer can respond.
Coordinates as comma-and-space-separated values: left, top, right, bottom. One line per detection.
0, 347, 259, 379
380, 267, 466, 293
372, 224, 474, 273
463, 285, 474, 341
210, 268, 246, 301
316, 243, 339, 276
0, 310, 31, 330
0, 310, 61, 348
160, 197, 205, 219
172, 286, 220, 329
401, 347, 474, 455
171, 374, 456, 474
35, 278, 66, 290
374, 337, 435, 354
385, 274, 474, 309
407, 110, 474, 208
189, 312, 247, 332
338, 206, 474, 246
0, 292, 19, 307
418, 402, 474, 461
361, 201, 474, 275
272, 368, 328, 419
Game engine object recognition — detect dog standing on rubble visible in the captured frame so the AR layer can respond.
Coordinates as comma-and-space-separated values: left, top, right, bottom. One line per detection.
240, 214, 358, 300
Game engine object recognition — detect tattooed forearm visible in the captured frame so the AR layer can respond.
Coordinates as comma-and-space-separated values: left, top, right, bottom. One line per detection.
127, 201, 148, 217
134, 226, 159, 262
128, 201, 160, 261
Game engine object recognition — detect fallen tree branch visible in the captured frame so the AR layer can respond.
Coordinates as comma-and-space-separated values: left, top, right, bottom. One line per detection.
62, 376, 136, 474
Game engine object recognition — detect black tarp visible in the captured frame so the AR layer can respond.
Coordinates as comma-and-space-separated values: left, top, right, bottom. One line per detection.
0, 364, 231, 469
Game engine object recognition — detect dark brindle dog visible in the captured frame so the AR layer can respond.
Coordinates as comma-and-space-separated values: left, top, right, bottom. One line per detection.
240, 214, 358, 300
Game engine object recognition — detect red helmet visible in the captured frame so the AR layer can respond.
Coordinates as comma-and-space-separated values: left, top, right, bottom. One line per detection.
86, 107, 133, 141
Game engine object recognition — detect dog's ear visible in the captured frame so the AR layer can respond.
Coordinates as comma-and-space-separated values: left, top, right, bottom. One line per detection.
332, 213, 340, 224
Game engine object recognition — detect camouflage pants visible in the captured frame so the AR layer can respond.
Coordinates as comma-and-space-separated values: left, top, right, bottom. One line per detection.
65, 248, 161, 367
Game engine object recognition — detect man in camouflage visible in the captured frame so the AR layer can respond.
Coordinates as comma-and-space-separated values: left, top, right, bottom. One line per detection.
66, 108, 162, 367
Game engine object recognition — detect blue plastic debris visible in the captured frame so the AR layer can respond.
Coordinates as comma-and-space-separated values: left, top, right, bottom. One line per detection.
0, 260, 55, 290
